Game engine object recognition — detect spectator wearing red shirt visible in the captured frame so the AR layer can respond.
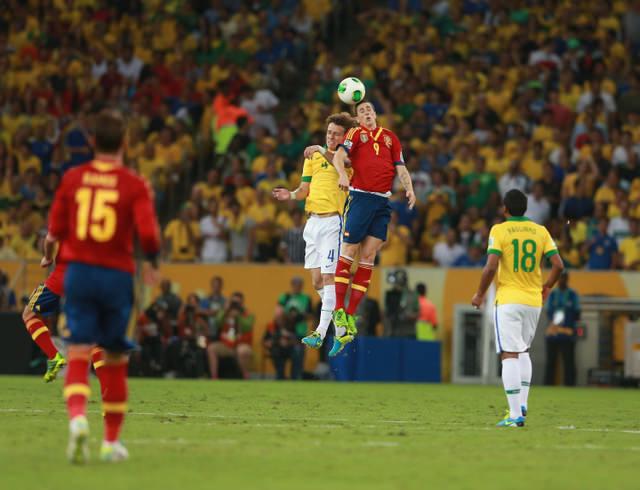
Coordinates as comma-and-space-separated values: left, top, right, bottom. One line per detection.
206, 292, 254, 379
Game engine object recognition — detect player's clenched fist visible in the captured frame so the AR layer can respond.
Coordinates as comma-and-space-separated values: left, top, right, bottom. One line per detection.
272, 188, 291, 201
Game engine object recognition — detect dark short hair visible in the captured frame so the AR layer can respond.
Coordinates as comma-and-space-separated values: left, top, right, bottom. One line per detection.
503, 189, 527, 216
94, 109, 126, 153
326, 112, 357, 131
416, 283, 426, 296
355, 101, 374, 112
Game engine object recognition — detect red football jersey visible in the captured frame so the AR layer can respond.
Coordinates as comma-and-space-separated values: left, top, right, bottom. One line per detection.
44, 257, 67, 296
340, 126, 404, 194
48, 159, 161, 274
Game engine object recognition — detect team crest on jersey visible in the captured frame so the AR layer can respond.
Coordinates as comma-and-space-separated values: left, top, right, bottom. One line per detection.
360, 132, 369, 143
384, 134, 392, 148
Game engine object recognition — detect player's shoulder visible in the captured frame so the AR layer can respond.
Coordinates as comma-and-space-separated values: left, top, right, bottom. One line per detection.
62, 162, 92, 181
489, 221, 505, 233
345, 126, 362, 140
117, 166, 150, 188
531, 221, 551, 236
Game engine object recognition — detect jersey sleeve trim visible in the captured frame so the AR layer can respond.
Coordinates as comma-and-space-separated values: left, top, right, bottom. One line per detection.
487, 248, 502, 256
544, 249, 559, 258
393, 161, 405, 166
301, 176, 312, 182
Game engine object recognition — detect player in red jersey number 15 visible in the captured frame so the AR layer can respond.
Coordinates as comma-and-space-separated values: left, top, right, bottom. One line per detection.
328, 101, 416, 356
46, 109, 161, 464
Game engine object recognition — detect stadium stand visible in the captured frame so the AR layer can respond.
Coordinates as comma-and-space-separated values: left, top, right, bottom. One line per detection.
1, 0, 640, 274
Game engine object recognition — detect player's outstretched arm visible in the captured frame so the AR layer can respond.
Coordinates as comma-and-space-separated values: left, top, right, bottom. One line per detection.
542, 253, 565, 301
396, 165, 416, 209
272, 182, 310, 201
471, 254, 499, 309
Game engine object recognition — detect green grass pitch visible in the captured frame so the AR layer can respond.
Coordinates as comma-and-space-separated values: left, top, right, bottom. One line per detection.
1, 376, 639, 490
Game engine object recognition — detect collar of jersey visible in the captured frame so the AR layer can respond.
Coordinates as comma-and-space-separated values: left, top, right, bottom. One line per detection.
506, 216, 530, 222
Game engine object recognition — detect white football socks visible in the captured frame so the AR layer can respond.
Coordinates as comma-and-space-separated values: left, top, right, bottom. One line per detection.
501, 358, 522, 419
519, 352, 532, 412
316, 285, 335, 339
316, 288, 324, 300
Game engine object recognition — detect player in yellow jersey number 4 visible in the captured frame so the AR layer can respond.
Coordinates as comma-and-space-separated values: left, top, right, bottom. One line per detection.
471, 189, 564, 428
273, 113, 357, 351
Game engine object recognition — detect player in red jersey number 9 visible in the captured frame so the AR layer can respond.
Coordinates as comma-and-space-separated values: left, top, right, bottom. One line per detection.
328, 101, 416, 356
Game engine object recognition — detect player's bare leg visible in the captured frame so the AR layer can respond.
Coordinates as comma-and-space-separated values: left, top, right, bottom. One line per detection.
64, 344, 92, 463
22, 306, 65, 382
100, 351, 130, 462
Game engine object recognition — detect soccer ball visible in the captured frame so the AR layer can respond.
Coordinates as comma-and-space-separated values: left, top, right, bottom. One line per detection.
337, 77, 366, 105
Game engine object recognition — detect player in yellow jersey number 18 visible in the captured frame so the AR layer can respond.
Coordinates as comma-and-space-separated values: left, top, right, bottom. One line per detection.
471, 189, 564, 428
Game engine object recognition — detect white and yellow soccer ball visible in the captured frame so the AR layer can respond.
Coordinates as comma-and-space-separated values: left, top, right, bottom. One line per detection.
337, 77, 366, 105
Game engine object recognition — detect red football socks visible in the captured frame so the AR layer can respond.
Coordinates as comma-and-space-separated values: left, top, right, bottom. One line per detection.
91, 347, 106, 397
25, 318, 58, 360
334, 255, 354, 310
101, 361, 129, 442
346, 262, 373, 315
64, 354, 90, 420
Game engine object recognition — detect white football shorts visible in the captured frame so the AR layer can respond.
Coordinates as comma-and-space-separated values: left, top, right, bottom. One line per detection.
493, 303, 542, 354
303, 214, 342, 274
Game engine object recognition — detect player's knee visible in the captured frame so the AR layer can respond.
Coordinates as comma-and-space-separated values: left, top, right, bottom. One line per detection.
340, 243, 358, 259
321, 273, 335, 286
104, 351, 129, 365
312, 276, 324, 291
22, 307, 34, 323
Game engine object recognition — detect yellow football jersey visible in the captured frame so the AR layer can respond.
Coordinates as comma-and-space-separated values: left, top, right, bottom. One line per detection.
488, 217, 559, 307
301, 152, 350, 215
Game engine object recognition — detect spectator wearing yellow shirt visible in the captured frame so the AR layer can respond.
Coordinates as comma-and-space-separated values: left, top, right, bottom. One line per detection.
419, 221, 445, 263
155, 127, 183, 171
532, 110, 555, 143
15, 142, 40, 175
247, 189, 277, 262
256, 161, 288, 195
0, 235, 18, 260
484, 141, 510, 178
164, 206, 201, 262
594, 169, 620, 206
250, 138, 283, 179
138, 141, 167, 191
521, 140, 546, 182
10, 222, 40, 260
620, 219, 640, 270
194, 169, 223, 203
224, 200, 252, 262
380, 212, 411, 267
449, 144, 475, 177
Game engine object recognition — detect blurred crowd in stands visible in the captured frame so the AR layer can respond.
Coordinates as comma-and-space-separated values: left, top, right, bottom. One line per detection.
1, 0, 640, 279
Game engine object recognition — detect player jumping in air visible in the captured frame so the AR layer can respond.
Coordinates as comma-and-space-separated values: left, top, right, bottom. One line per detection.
24, 246, 106, 383
273, 112, 357, 349
46, 109, 161, 463
472, 189, 564, 427
331, 101, 416, 356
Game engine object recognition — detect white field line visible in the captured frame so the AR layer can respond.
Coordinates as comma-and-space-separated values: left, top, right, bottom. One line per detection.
558, 426, 640, 435
2, 408, 639, 436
